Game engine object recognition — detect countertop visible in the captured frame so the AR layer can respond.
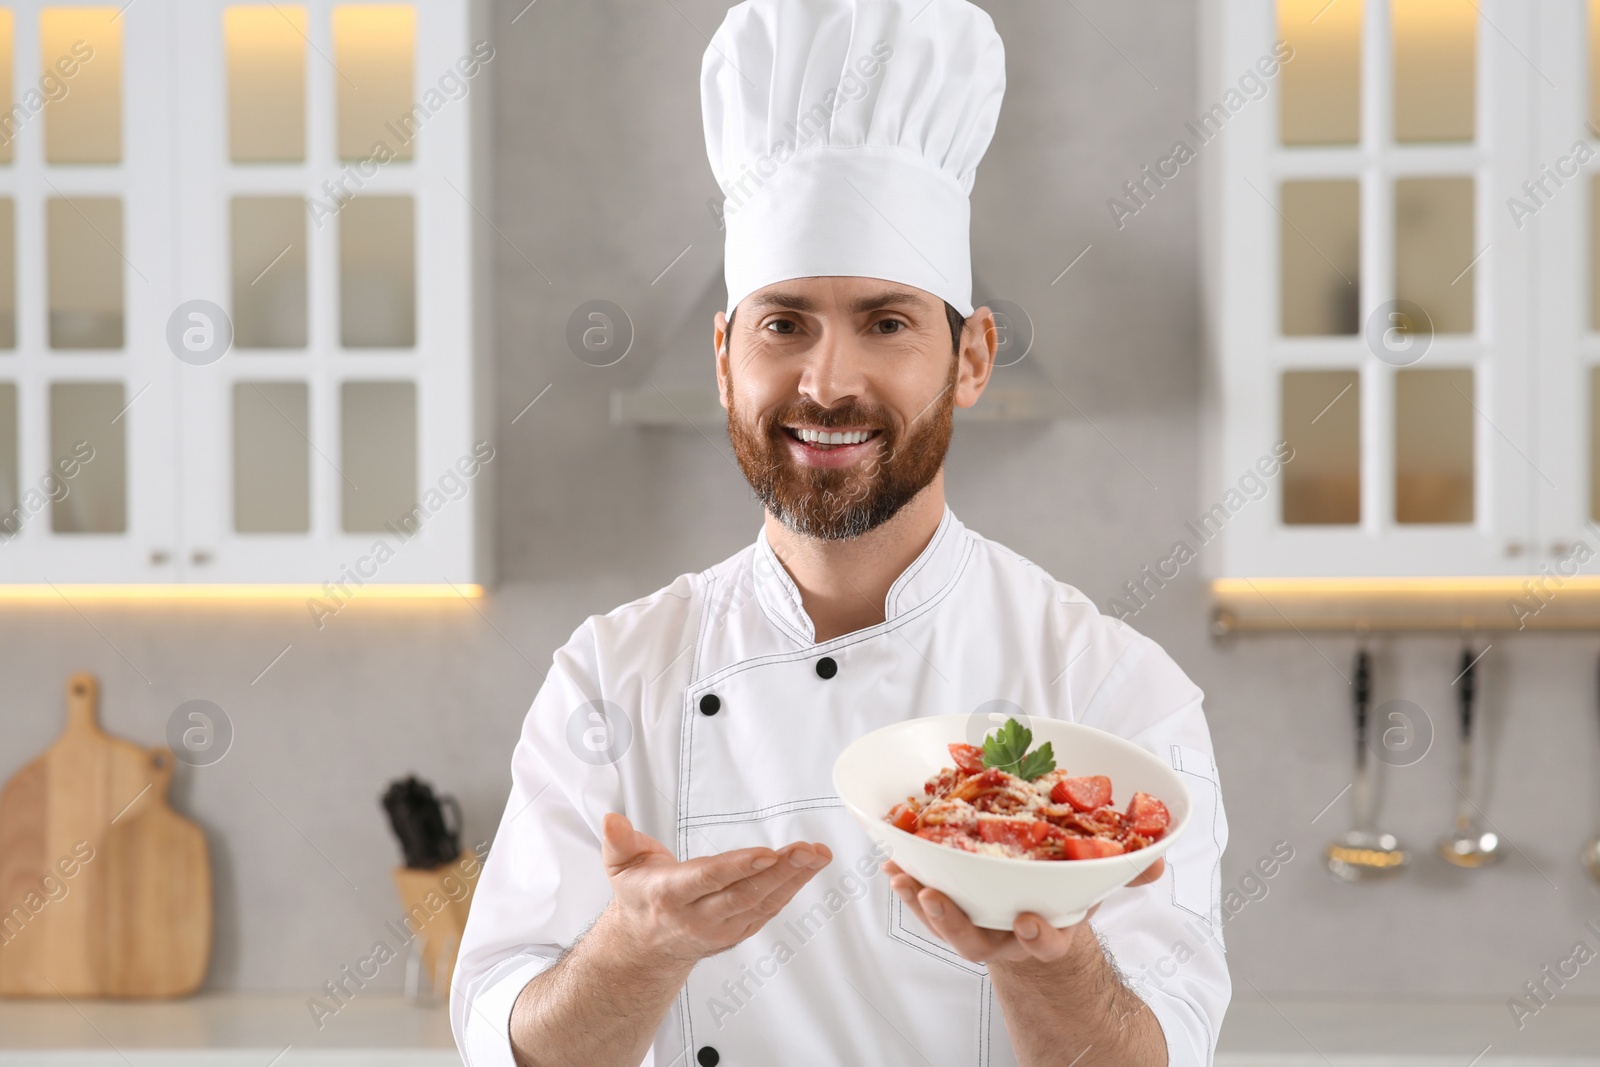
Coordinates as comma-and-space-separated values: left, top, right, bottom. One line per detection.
0, 994, 460, 1066
4, 992, 1599, 1064
1217, 992, 1600, 1065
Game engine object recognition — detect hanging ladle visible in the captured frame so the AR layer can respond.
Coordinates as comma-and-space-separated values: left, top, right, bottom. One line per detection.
1327, 646, 1408, 880
1439, 642, 1502, 868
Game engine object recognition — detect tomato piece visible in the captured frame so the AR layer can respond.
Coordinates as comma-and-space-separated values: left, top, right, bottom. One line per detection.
887, 800, 921, 833
1126, 792, 1170, 835
948, 742, 986, 774
1050, 775, 1113, 812
1059, 836, 1125, 860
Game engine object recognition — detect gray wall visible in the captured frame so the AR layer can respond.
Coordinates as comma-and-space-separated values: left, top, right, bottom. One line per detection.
3, 0, 1595, 1024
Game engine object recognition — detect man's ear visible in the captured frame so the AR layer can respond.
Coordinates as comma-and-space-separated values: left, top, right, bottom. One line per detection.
714, 311, 731, 411
954, 306, 997, 410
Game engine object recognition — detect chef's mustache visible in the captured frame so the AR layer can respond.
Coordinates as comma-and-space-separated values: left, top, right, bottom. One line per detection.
765, 400, 895, 436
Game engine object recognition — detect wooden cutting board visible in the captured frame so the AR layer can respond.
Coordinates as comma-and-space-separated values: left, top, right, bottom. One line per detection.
0, 672, 212, 997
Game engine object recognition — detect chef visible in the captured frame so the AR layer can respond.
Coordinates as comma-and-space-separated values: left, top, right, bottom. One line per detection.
451, 0, 1230, 1064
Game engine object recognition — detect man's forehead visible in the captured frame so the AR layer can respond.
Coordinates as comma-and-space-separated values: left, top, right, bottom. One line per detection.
741, 282, 940, 316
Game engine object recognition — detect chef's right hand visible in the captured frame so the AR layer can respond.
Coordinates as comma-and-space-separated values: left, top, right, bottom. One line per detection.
599, 812, 831, 966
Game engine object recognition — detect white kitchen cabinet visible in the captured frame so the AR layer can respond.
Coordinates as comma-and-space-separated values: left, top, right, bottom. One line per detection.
0, 0, 493, 587
1199, 0, 1567, 581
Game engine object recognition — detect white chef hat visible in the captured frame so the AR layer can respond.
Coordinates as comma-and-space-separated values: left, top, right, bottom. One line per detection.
701, 0, 1006, 319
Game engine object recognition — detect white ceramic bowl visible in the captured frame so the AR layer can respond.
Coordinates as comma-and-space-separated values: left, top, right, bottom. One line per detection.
833, 714, 1191, 929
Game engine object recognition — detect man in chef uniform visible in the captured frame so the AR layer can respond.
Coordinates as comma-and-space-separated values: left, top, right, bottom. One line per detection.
452, 0, 1230, 1064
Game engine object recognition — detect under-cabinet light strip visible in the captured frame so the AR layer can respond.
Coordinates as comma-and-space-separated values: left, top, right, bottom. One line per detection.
1213, 577, 1600, 596
0, 584, 484, 602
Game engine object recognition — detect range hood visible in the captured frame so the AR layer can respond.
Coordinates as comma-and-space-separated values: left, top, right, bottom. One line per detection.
610, 263, 1073, 426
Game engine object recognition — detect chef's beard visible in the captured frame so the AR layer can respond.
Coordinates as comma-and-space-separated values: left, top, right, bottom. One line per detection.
726, 355, 957, 541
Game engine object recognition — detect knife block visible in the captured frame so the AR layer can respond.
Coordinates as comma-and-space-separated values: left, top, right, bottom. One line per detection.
391, 850, 482, 999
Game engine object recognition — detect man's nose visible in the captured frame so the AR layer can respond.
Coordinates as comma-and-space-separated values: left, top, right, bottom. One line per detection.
798, 333, 867, 410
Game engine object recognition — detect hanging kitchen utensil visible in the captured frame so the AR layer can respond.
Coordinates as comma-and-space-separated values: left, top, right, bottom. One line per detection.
1327, 646, 1408, 880
1439, 643, 1502, 868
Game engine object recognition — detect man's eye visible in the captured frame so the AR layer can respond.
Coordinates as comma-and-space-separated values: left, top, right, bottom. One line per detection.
765, 319, 797, 335
877, 319, 905, 334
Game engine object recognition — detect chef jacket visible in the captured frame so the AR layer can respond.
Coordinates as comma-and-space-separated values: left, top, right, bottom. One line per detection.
451, 504, 1230, 1066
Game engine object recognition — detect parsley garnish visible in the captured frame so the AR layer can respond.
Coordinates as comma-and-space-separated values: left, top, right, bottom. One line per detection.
981, 717, 1056, 781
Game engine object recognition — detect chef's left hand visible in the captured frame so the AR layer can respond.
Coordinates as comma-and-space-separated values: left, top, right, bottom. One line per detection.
882, 856, 1164, 965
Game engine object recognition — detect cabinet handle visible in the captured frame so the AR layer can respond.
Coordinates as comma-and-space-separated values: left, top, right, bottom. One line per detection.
191, 550, 213, 566
1504, 540, 1525, 558
1552, 541, 1574, 559
150, 549, 170, 566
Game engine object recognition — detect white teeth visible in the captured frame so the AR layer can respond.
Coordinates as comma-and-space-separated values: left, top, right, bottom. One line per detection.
794, 428, 872, 445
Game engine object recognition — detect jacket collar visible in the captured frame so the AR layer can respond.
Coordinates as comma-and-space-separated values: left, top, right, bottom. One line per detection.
751, 504, 967, 646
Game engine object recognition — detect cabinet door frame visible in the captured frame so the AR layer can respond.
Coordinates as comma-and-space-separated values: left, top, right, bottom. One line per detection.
1532, 2, 1600, 567
1202, 0, 1538, 579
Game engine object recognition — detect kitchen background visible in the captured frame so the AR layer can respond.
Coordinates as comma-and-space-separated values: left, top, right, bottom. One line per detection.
4, 0, 1600, 1061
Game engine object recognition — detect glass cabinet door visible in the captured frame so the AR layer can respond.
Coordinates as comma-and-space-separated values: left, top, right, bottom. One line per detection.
172, 0, 482, 584
0, 4, 179, 583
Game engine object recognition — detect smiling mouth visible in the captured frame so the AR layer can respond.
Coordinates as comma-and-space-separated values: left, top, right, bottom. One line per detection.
783, 427, 884, 451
